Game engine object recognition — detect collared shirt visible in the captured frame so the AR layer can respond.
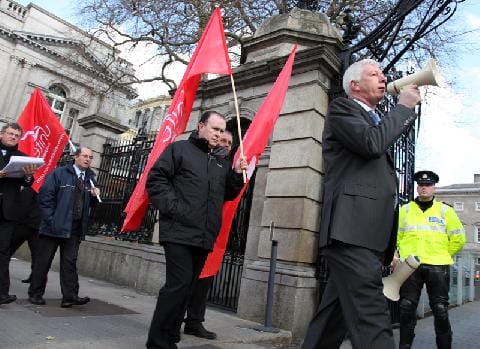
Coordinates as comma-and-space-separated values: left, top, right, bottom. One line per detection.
73, 164, 85, 179
353, 99, 374, 113
353, 99, 381, 125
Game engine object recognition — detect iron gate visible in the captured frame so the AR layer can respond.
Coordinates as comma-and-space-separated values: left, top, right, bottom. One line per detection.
85, 122, 254, 312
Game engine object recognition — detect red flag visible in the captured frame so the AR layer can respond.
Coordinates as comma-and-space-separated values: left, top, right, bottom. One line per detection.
200, 44, 298, 277
122, 7, 231, 231
17, 88, 69, 192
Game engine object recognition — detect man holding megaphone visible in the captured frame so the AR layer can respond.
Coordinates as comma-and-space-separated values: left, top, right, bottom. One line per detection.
396, 171, 465, 349
302, 59, 421, 349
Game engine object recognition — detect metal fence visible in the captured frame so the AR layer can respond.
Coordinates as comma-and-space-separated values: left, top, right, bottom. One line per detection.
77, 128, 254, 312
87, 134, 158, 243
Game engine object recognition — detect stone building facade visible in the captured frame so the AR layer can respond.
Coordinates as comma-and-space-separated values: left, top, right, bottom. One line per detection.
0, 0, 136, 167
128, 95, 171, 136
436, 174, 480, 269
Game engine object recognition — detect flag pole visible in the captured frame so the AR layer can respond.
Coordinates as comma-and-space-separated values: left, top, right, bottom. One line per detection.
229, 73, 247, 183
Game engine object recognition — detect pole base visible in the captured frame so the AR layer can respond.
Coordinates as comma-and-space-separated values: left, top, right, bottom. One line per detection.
247, 325, 281, 333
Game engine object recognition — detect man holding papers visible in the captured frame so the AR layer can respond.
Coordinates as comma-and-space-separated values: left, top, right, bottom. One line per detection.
0, 123, 37, 305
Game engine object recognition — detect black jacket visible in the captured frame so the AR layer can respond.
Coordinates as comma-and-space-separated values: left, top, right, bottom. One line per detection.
319, 97, 417, 265
0, 147, 33, 221
38, 164, 97, 239
17, 187, 41, 229
146, 132, 243, 251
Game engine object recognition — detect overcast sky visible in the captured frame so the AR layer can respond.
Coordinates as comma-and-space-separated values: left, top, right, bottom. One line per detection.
17, 1, 480, 185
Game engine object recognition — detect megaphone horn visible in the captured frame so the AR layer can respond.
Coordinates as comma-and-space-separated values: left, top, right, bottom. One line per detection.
387, 59, 443, 95
382, 255, 421, 301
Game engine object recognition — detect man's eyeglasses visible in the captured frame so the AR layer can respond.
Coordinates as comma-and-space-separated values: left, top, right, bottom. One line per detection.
2, 131, 21, 138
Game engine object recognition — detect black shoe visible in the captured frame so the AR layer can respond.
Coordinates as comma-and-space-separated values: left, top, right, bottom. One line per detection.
0, 294, 17, 305
61, 296, 90, 308
184, 324, 217, 340
28, 295, 46, 305
21, 276, 32, 283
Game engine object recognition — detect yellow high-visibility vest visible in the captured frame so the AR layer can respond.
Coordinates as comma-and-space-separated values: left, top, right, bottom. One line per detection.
397, 199, 465, 265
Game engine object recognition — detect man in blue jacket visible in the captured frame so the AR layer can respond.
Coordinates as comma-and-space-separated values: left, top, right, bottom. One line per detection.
28, 147, 100, 307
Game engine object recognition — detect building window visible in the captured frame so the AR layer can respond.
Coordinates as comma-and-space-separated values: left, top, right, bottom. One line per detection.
65, 109, 78, 135
134, 111, 142, 128
454, 202, 464, 211
475, 202, 480, 211
46, 85, 67, 119
477, 226, 480, 243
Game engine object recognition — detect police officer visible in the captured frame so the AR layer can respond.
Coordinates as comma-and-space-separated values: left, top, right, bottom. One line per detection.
397, 170, 465, 349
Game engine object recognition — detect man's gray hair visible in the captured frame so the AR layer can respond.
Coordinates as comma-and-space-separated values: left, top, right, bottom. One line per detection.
342, 59, 381, 97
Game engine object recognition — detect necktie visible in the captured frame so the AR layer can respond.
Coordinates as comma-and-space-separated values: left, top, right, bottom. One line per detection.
368, 110, 381, 126
78, 172, 84, 187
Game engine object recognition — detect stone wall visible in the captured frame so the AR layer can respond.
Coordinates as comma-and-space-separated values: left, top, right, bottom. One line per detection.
191, 9, 342, 342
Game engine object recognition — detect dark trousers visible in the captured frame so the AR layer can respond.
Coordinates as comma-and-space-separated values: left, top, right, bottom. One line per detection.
9, 224, 39, 277
28, 221, 82, 300
146, 243, 208, 349
0, 217, 17, 296
399, 265, 451, 349
185, 276, 214, 327
302, 241, 394, 349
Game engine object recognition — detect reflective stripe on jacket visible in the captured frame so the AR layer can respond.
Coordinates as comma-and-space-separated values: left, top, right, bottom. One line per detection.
397, 199, 465, 265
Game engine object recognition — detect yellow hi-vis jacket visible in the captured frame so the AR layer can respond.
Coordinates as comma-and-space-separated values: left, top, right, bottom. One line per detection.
397, 199, 465, 265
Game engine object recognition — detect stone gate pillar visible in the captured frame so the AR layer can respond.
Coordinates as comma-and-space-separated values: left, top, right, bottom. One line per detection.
194, 8, 342, 342
236, 10, 342, 342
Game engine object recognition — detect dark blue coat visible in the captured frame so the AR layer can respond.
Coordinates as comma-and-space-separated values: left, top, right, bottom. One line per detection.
38, 164, 97, 239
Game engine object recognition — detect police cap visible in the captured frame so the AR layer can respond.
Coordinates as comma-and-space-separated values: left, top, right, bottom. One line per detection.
414, 170, 439, 185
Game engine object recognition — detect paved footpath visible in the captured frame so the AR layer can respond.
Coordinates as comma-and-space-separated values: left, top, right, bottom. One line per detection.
1, 259, 479, 349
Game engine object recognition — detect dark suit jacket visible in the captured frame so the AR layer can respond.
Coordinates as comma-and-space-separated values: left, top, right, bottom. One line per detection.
17, 187, 40, 229
0, 149, 34, 221
319, 97, 416, 264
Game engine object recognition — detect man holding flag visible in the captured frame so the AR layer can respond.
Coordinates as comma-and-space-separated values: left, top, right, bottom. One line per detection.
145, 111, 246, 348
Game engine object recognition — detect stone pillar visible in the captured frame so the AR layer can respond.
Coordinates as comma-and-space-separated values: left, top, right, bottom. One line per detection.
0, 55, 19, 120
194, 9, 342, 342
77, 113, 129, 170
2, 56, 33, 121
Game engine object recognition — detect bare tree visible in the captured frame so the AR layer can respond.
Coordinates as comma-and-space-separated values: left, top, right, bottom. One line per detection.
76, 0, 470, 90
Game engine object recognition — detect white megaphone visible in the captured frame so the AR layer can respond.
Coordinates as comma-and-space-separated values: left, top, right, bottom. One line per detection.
387, 59, 443, 95
383, 255, 421, 301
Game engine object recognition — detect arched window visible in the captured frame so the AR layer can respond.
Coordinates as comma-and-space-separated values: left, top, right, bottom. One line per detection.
65, 108, 79, 136
46, 85, 67, 119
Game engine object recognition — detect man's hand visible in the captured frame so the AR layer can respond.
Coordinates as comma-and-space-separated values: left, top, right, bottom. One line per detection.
90, 187, 101, 197
22, 164, 37, 176
391, 250, 401, 272
234, 156, 248, 174
0, 170, 6, 178
398, 84, 421, 108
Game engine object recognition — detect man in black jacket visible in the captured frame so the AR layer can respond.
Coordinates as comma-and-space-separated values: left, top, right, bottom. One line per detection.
9, 186, 41, 284
28, 147, 100, 307
0, 123, 36, 305
182, 129, 234, 340
302, 59, 421, 349
146, 112, 246, 349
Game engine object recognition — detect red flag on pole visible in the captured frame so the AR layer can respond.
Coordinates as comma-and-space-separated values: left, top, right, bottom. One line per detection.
17, 88, 69, 192
121, 7, 232, 231
200, 44, 298, 278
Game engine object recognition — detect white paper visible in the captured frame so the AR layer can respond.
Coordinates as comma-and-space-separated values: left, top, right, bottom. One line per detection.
2, 156, 44, 178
